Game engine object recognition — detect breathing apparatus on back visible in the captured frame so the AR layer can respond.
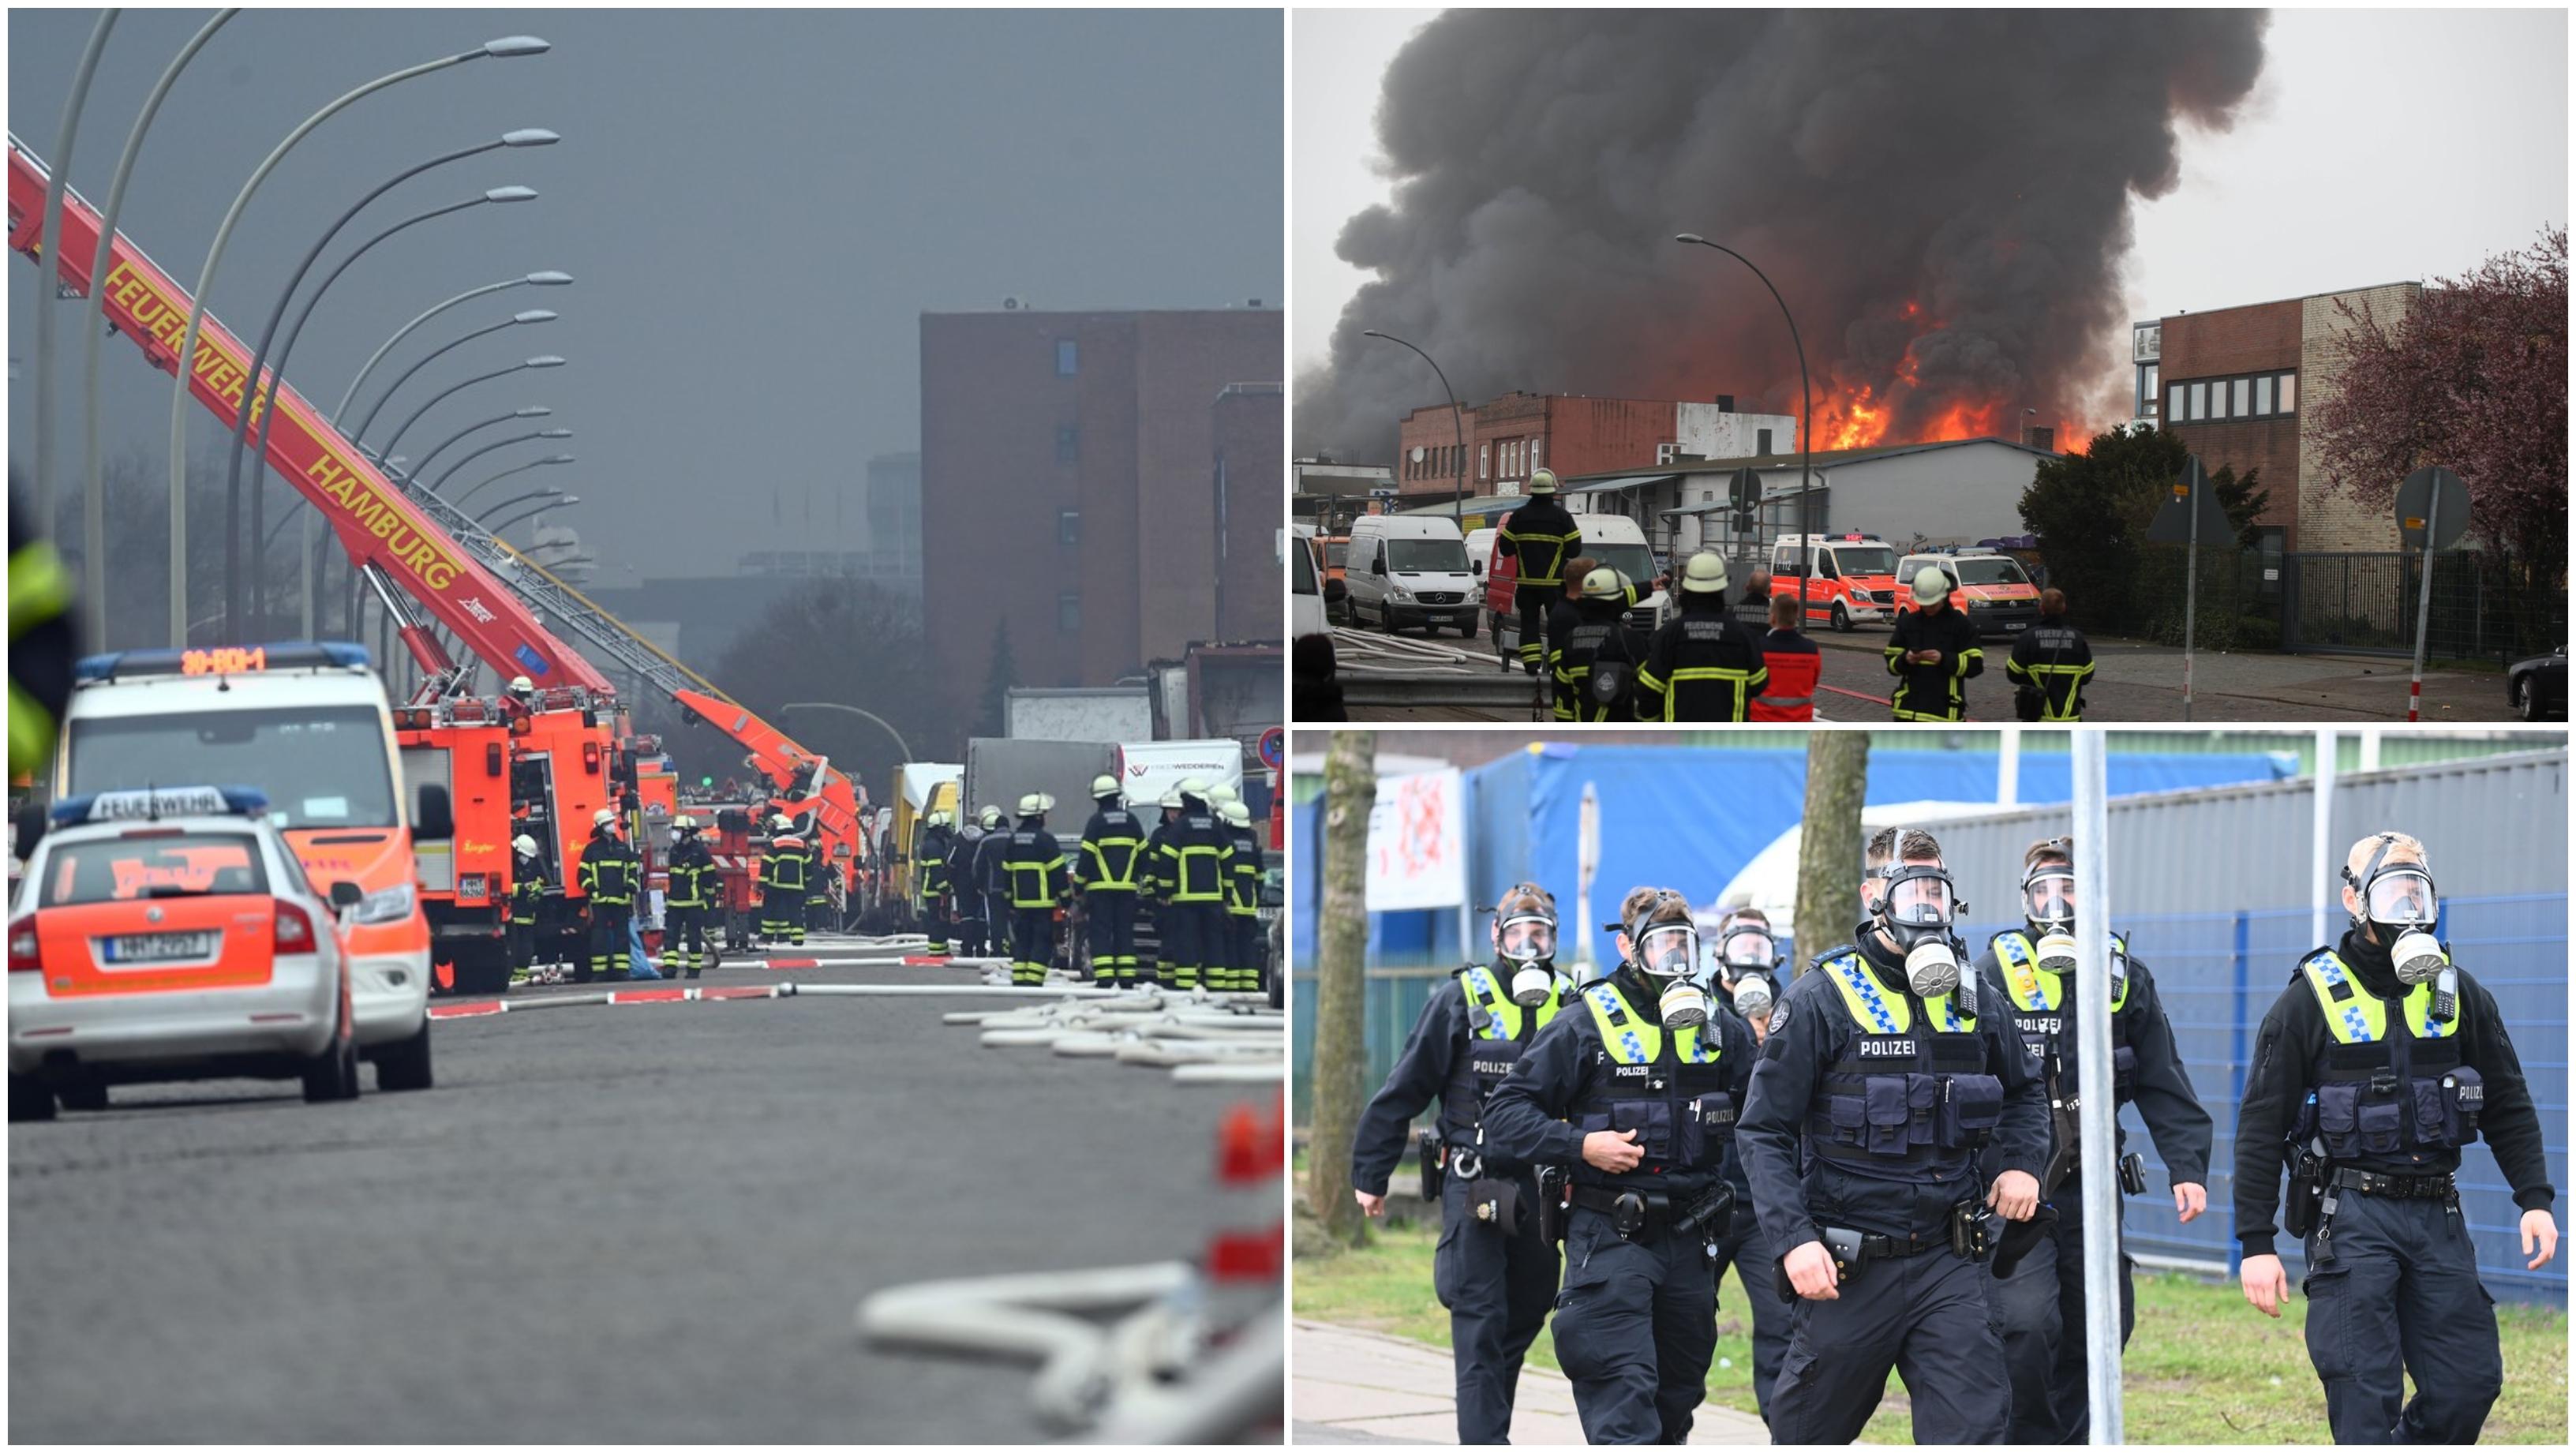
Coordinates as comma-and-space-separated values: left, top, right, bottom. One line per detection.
2344, 833, 2452, 1007
1868, 856, 1964, 999
1621, 891, 1707, 1030
1491, 884, 1563, 1008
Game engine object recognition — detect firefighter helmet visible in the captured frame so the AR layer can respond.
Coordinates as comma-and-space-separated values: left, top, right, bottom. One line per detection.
1159, 785, 1185, 810
1582, 567, 1624, 601
1221, 801, 1251, 828
1017, 792, 1045, 817
592, 807, 617, 828
770, 812, 792, 832
1178, 777, 1211, 804
671, 815, 697, 833
1529, 468, 1559, 495
508, 674, 534, 695
512, 834, 538, 856
1206, 783, 1240, 807
1090, 773, 1119, 800
979, 804, 1004, 828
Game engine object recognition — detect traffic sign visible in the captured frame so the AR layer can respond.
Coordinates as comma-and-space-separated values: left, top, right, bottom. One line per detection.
1258, 727, 1283, 771
1728, 466, 1763, 508
2394, 466, 2469, 551
2145, 455, 2230, 545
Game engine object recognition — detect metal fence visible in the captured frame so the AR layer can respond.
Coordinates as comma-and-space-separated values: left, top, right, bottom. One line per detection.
2283, 550, 2565, 662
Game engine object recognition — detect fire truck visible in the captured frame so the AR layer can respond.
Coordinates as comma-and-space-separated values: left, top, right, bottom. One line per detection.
9, 137, 874, 989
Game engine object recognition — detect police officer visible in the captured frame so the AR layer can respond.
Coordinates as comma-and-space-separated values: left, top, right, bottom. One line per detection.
919, 809, 956, 955
1976, 836, 2211, 1442
2234, 831, 2559, 1444
1076, 774, 1146, 987
507, 833, 547, 987
1483, 888, 1758, 1444
1350, 886, 1574, 1444
1705, 906, 1792, 1425
759, 813, 808, 948
949, 808, 990, 958
664, 816, 717, 980
1634, 552, 1769, 722
971, 805, 1010, 959
1220, 800, 1265, 994
1884, 566, 1983, 722
577, 807, 642, 983
1737, 826, 2050, 1444
2005, 589, 2094, 722
1552, 567, 1646, 724
1495, 468, 1583, 691
999, 794, 1069, 987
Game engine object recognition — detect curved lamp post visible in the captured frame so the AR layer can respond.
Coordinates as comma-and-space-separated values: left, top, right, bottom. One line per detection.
1361, 329, 1466, 525
1675, 233, 1814, 584
376, 355, 564, 466
780, 701, 915, 779
483, 492, 578, 537
353, 312, 555, 450
166, 33, 548, 644
455, 452, 574, 506
32, 7, 117, 542
428, 428, 571, 493
84, 8, 235, 648
334, 272, 569, 427
407, 405, 552, 481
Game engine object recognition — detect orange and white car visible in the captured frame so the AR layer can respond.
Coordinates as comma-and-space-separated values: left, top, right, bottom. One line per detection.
9, 786, 362, 1120
50, 643, 440, 1092
1769, 534, 1902, 633
1894, 551, 2043, 638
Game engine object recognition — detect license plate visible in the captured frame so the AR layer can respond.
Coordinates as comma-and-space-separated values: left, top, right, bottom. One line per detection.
103, 931, 218, 964
2005, 620, 2028, 631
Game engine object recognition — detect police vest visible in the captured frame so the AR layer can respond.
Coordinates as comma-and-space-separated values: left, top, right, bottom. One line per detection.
665, 848, 715, 909
1806, 949, 2002, 1167
1436, 965, 1564, 1145
1168, 813, 1227, 901
2294, 949, 2481, 1160
1083, 810, 1145, 891
1992, 930, 2137, 1099
1567, 978, 1733, 1186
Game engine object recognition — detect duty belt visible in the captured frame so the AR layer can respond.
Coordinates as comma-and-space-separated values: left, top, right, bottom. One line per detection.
2328, 1167, 2457, 1200
1568, 1184, 1732, 1241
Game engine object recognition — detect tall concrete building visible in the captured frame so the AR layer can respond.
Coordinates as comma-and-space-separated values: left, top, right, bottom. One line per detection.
864, 451, 922, 584
920, 307, 1281, 719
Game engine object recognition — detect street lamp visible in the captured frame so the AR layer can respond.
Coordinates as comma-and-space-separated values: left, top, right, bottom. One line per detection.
483, 492, 578, 537
333, 272, 570, 428
406, 405, 553, 481
780, 701, 915, 773
455, 453, 575, 507
376, 356, 566, 466
31, 7, 114, 627
428, 429, 572, 493
81, 9, 236, 649
227, 138, 550, 638
1675, 234, 1815, 587
352, 312, 556, 449
165, 33, 549, 644
1361, 331, 1466, 525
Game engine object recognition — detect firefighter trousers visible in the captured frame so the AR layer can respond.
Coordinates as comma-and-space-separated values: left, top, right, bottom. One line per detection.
956, 907, 987, 958
925, 890, 949, 953
584, 904, 632, 983
1514, 585, 1554, 677
1009, 906, 1054, 986
1158, 901, 1212, 991
762, 891, 803, 946
665, 906, 710, 978
1086, 889, 1139, 984
507, 920, 538, 974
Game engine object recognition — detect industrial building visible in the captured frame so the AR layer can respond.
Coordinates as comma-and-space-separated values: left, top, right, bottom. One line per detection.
1392, 391, 1795, 502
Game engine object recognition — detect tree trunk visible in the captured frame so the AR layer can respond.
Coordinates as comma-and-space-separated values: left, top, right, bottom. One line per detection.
1307, 729, 1378, 1248
1794, 732, 1870, 978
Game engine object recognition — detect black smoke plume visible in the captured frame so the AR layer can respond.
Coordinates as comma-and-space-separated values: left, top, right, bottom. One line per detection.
1298, 9, 2268, 460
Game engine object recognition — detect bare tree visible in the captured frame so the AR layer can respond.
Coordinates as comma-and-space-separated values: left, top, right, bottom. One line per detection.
1306, 729, 1377, 1247
1793, 731, 1869, 976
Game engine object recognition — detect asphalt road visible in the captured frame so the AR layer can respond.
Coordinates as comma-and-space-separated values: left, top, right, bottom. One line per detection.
9, 947, 1264, 1442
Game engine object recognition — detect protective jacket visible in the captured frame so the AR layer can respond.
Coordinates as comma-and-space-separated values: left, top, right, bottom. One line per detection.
919, 822, 954, 897
1552, 597, 1646, 724
1736, 933, 2047, 1249
2005, 618, 2095, 721
1225, 820, 1264, 916
1884, 605, 1984, 721
510, 857, 547, 924
2230, 927, 2556, 1257
760, 835, 808, 898
1352, 961, 1569, 1193
945, 825, 986, 904
1634, 598, 1767, 722
1159, 808, 1233, 904
972, 826, 1011, 904
1495, 496, 1582, 589
665, 836, 717, 909
1000, 819, 1069, 910
1482, 965, 1756, 1202
578, 830, 640, 907
1077, 803, 1147, 893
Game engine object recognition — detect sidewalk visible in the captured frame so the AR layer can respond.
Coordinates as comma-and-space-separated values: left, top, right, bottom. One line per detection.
1293, 1319, 1772, 1444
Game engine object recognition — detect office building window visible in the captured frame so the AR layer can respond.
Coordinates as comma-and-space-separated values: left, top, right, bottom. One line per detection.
1058, 509, 1080, 546
2277, 372, 2296, 414
2169, 384, 2185, 420
1057, 425, 1080, 463
1056, 339, 1078, 376
1529, 438, 1541, 473
2253, 375, 2272, 415
1058, 590, 1080, 633
2233, 378, 2252, 417
2190, 382, 2208, 421
1758, 427, 1774, 455
1479, 444, 1489, 480
2140, 364, 2160, 416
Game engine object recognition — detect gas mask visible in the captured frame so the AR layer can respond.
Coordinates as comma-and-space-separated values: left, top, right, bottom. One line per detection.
2344, 837, 2447, 985
1628, 915, 1707, 1030
1717, 923, 1780, 1019
1495, 909, 1560, 1007
2023, 863, 2078, 972
1871, 861, 1963, 998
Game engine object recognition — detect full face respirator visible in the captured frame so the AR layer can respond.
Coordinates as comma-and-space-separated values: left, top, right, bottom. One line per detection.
1871, 861, 1964, 998
2343, 836, 2448, 987
2022, 858, 2080, 973
1627, 909, 1707, 1030
1495, 905, 1562, 1007
1715, 922, 1782, 1020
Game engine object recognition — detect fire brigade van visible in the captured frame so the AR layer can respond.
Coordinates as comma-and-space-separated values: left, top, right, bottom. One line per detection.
1769, 534, 1902, 632
51, 643, 437, 1091
1894, 550, 2043, 637
1480, 512, 1670, 664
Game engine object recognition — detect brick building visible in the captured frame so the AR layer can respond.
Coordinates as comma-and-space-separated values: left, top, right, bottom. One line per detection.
920, 308, 1279, 725
1212, 382, 1284, 642
2134, 280, 2421, 555
1393, 391, 1795, 501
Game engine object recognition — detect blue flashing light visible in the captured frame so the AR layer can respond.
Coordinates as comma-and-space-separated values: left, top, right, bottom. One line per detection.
72, 641, 372, 683
50, 785, 273, 826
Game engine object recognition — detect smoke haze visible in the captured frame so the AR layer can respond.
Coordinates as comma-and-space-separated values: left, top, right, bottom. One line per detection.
1298, 9, 2268, 460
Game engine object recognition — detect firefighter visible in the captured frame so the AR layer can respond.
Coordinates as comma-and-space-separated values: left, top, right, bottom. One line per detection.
1155, 779, 1233, 993
576, 808, 641, 983
1076, 774, 1145, 987
1204, 783, 1247, 988
919, 809, 956, 954
999, 794, 1069, 987
807, 837, 838, 939
1221, 800, 1266, 994
971, 805, 1010, 958
1750, 591, 1822, 722
759, 812, 808, 947
1885, 565, 1984, 721
2233, 831, 2557, 1444
1495, 468, 1583, 692
949, 809, 990, 957
507, 834, 547, 987
1634, 551, 1768, 722
664, 815, 717, 979
1139, 786, 1184, 987
1550, 567, 1645, 723
498, 673, 537, 728
2005, 588, 2095, 722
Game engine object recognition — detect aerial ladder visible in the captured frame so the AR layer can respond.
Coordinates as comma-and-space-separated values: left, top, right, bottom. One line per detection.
6, 136, 869, 889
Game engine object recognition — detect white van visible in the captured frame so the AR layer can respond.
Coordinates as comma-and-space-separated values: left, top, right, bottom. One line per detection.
1487, 512, 1671, 662
1290, 530, 1335, 639
1345, 515, 1477, 637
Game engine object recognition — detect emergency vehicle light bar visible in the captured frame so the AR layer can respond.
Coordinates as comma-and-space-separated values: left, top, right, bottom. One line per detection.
74, 642, 371, 683
50, 785, 271, 826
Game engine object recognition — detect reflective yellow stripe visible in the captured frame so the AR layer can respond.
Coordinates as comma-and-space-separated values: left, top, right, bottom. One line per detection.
9, 541, 71, 640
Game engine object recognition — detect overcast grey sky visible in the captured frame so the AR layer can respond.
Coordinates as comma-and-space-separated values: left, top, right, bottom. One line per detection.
1294, 7, 2568, 377
9, 8, 1282, 586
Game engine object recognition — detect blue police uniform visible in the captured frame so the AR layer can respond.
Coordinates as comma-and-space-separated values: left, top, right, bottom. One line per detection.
1705, 997, 1791, 1425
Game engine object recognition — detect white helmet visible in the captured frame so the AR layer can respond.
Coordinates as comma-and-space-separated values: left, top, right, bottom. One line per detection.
1178, 777, 1211, 804
1582, 567, 1626, 601
1528, 467, 1559, 495
1206, 783, 1240, 807
1017, 792, 1045, 816
1679, 551, 1729, 595
512, 834, 538, 856
1911, 565, 1953, 607
592, 807, 617, 828
1221, 801, 1251, 828
771, 812, 793, 832
1091, 773, 1120, 800
979, 804, 1004, 828
508, 674, 534, 695
1159, 785, 1185, 811
670, 815, 697, 832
